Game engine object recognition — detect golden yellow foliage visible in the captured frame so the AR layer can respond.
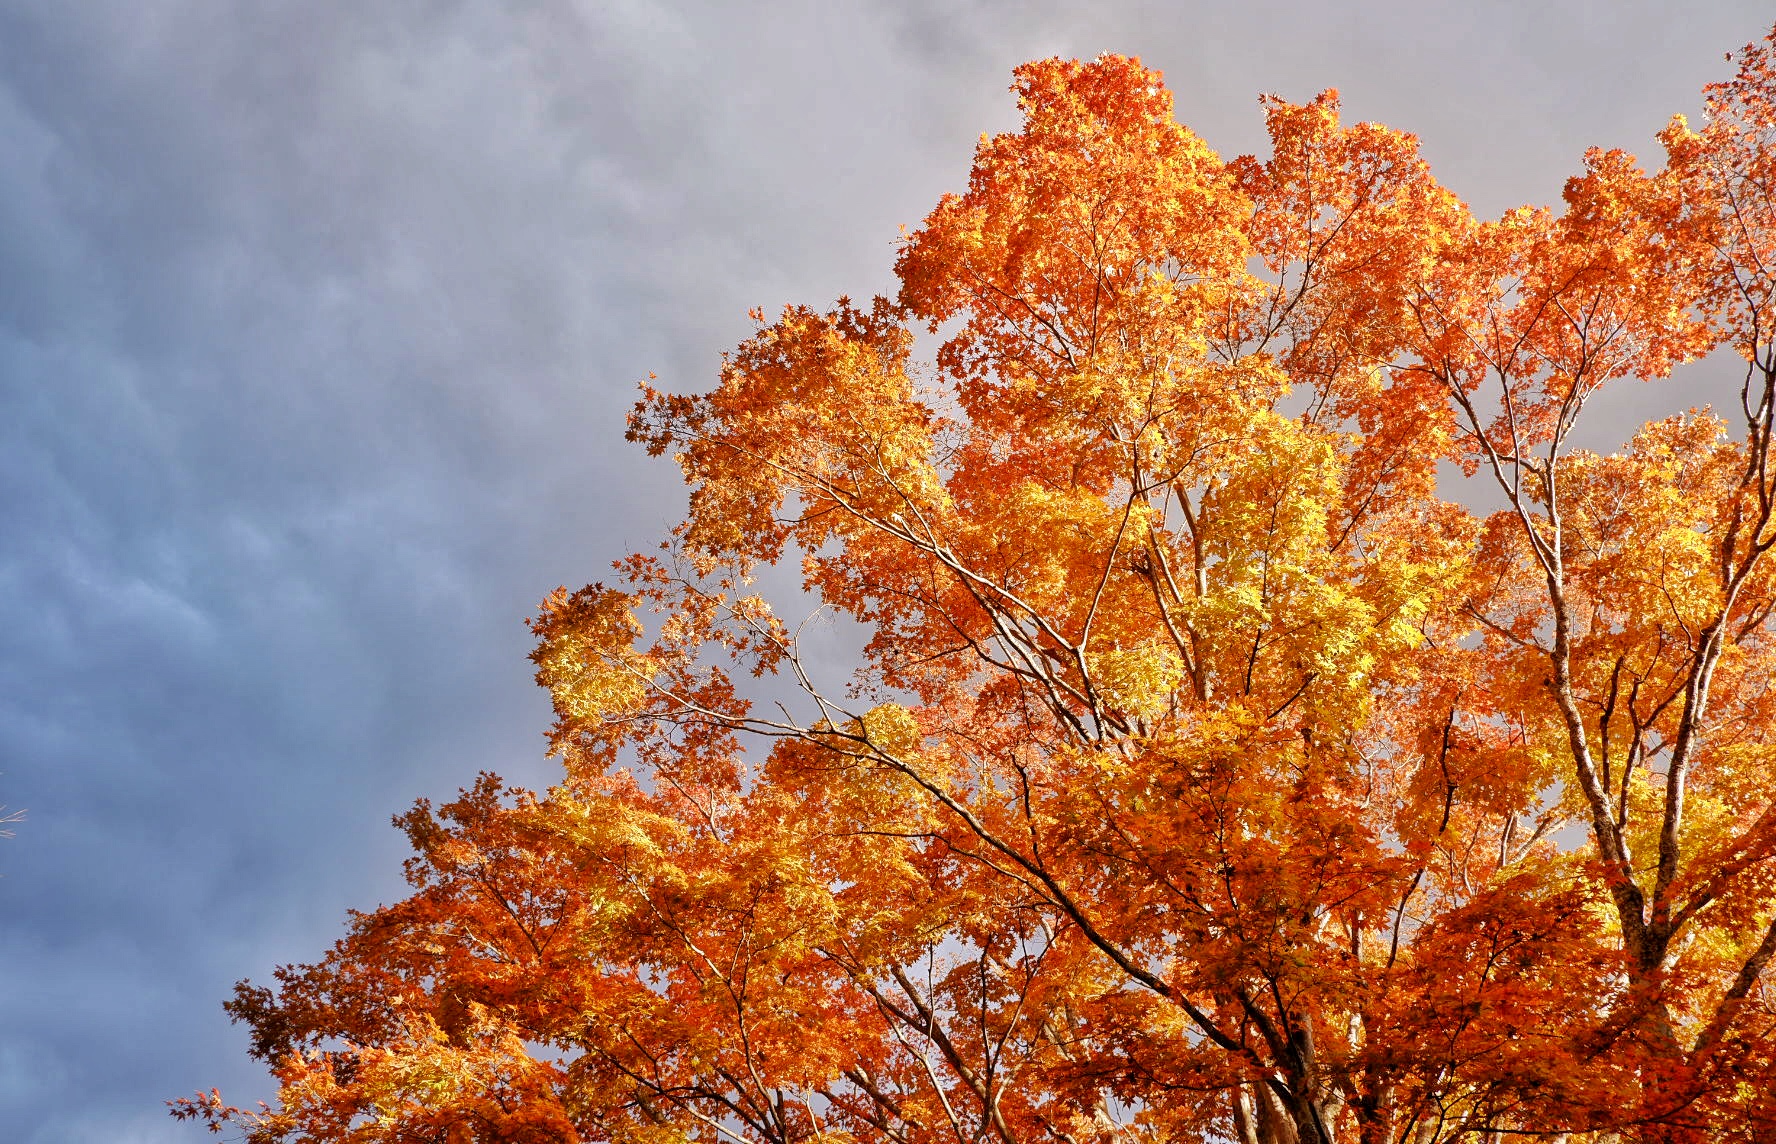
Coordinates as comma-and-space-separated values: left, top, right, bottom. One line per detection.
182, 33, 1776, 1144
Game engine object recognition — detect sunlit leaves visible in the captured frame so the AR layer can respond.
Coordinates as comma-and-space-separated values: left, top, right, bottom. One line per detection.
185, 32, 1776, 1144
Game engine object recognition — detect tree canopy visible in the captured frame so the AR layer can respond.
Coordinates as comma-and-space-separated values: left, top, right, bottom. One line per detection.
180, 29, 1776, 1144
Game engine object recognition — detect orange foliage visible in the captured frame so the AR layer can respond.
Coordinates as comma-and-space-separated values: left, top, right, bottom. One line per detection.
179, 31, 1776, 1144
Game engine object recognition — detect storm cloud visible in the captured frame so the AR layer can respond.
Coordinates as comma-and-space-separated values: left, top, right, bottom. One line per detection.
0, 2, 1766, 1139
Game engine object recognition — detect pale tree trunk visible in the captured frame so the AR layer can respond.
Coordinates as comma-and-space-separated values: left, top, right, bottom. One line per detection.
1231, 1083, 1305, 1144
1232, 1085, 1261, 1144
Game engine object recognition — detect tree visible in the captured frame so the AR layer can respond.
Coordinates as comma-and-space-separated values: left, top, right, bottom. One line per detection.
177, 32, 1776, 1144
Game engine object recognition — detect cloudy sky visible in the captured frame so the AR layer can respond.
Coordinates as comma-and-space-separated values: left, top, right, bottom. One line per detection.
0, 1, 1768, 1139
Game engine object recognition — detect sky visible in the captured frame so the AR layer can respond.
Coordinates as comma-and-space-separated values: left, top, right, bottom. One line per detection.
0, 1, 1769, 1139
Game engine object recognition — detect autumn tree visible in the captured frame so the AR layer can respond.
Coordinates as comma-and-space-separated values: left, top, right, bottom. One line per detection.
179, 30, 1776, 1144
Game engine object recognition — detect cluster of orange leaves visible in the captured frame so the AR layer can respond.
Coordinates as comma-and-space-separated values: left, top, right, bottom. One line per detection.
179, 29, 1776, 1144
